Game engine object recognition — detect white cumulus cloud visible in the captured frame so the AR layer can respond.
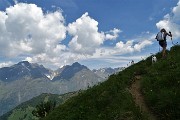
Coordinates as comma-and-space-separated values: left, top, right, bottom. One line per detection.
0, 2, 154, 69
0, 61, 13, 68
156, 0, 180, 39
115, 40, 153, 54
0, 3, 66, 57
67, 12, 120, 55
134, 40, 153, 52
105, 28, 121, 40
115, 40, 134, 54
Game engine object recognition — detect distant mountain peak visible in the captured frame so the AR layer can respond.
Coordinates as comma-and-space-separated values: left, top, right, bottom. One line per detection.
0, 61, 52, 82
17, 61, 31, 66
52, 62, 89, 81
72, 62, 88, 69
72, 62, 82, 66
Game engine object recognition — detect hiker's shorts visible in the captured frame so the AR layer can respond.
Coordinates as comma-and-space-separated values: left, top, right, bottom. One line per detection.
159, 41, 167, 48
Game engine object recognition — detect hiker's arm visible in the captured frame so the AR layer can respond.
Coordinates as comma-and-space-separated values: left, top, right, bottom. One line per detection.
169, 31, 172, 37
167, 32, 172, 37
155, 35, 157, 39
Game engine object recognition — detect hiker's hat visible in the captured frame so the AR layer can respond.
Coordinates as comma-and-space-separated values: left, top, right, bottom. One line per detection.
161, 28, 166, 32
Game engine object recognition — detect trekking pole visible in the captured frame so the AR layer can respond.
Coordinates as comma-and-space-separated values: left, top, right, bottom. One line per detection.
169, 31, 178, 45
170, 36, 178, 45
171, 39, 175, 45
169, 31, 174, 45
171, 37, 174, 45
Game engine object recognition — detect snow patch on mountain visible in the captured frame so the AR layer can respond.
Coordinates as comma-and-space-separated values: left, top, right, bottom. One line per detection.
21, 63, 31, 71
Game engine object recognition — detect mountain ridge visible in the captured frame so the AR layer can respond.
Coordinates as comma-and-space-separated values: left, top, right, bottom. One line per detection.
0, 61, 51, 82
0, 61, 120, 82
0, 61, 119, 116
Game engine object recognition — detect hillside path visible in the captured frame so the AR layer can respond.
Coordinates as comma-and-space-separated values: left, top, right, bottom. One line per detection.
129, 76, 157, 120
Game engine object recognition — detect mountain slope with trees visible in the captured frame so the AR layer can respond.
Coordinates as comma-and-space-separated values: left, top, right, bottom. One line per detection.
0, 92, 78, 120
0, 62, 104, 116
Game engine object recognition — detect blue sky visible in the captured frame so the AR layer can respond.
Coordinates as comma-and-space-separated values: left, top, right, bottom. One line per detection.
0, 0, 179, 69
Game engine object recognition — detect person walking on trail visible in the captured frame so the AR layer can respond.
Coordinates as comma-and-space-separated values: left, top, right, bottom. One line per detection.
156, 28, 172, 58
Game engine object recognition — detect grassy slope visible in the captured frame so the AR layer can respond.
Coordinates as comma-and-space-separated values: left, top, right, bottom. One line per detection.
141, 45, 180, 119
0, 92, 78, 120
44, 74, 144, 120
43, 60, 150, 119
44, 45, 180, 120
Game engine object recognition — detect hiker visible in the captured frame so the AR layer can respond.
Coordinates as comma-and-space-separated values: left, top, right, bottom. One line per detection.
156, 28, 172, 58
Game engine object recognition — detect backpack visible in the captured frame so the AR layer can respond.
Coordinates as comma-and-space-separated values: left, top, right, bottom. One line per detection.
156, 32, 165, 41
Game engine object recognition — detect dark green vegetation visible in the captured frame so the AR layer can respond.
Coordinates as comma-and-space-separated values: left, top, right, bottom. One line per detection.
44, 74, 145, 120
32, 100, 56, 118
44, 45, 180, 120
0, 92, 78, 120
141, 45, 180, 120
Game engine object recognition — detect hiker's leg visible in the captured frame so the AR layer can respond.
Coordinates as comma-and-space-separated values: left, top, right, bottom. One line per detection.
159, 41, 164, 57
161, 41, 167, 58
162, 46, 166, 57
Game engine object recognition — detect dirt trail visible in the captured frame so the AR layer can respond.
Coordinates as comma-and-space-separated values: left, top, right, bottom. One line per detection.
129, 76, 156, 120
